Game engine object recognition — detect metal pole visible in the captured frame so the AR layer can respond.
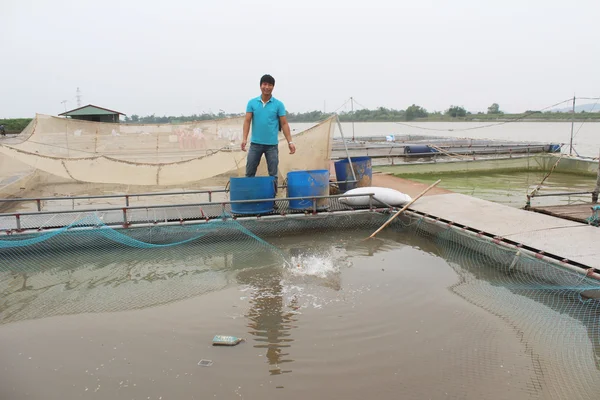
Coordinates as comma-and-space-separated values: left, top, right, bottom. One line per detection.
569, 95, 576, 155
351, 97, 355, 141
335, 115, 357, 182
593, 148, 600, 203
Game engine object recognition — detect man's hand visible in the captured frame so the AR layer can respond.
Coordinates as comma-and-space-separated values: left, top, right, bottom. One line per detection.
241, 141, 247, 152
288, 142, 296, 154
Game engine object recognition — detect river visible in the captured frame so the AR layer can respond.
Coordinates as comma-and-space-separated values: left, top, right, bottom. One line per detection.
290, 121, 600, 158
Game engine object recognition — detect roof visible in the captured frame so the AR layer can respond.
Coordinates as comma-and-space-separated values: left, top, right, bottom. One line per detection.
59, 104, 126, 116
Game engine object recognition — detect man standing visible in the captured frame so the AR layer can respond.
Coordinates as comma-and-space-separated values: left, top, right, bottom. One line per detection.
242, 74, 296, 189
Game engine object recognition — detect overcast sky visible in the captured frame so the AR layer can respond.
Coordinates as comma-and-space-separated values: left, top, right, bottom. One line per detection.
1, 0, 599, 118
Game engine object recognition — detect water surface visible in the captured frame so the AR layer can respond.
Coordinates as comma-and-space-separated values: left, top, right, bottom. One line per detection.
1, 227, 599, 399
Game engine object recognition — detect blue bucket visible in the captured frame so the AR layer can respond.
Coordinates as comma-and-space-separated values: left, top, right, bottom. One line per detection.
229, 176, 275, 215
334, 156, 372, 192
287, 170, 330, 210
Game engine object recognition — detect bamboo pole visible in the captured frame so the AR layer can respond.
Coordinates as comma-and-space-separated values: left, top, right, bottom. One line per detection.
367, 179, 441, 239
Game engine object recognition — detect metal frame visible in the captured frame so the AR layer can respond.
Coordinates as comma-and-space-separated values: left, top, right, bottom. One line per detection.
526, 191, 597, 209
0, 193, 382, 234
402, 208, 600, 278
0, 180, 359, 211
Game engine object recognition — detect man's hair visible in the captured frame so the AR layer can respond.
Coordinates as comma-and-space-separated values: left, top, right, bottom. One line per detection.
260, 74, 275, 86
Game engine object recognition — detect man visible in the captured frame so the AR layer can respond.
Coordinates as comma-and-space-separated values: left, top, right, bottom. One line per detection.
242, 74, 296, 189
0, 125, 5, 136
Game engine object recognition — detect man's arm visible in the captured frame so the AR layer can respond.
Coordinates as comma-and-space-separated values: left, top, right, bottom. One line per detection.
279, 115, 296, 154
242, 112, 252, 151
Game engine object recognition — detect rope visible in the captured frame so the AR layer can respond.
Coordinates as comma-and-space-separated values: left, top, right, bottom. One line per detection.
528, 154, 565, 199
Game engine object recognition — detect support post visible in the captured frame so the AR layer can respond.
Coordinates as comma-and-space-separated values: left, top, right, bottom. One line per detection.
569, 96, 576, 155
335, 115, 357, 183
593, 149, 600, 203
351, 97, 355, 141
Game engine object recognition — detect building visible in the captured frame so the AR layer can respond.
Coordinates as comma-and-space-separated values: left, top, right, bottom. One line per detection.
59, 104, 125, 123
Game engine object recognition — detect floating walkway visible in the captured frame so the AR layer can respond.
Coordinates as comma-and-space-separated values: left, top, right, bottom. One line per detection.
373, 174, 600, 271
331, 137, 561, 161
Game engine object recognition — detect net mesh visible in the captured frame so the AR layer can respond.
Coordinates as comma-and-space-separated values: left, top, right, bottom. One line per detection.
1, 210, 600, 397
0, 114, 334, 189
396, 212, 600, 398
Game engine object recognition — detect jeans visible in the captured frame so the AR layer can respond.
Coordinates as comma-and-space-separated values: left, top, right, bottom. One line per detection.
245, 143, 279, 189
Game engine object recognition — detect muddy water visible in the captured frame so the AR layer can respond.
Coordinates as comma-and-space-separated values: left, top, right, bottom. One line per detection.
1, 228, 600, 399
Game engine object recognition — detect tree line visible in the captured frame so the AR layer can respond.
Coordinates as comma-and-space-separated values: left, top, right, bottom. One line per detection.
2, 103, 599, 133
123, 103, 600, 124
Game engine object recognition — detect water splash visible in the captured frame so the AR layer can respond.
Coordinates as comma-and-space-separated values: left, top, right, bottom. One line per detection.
288, 254, 340, 278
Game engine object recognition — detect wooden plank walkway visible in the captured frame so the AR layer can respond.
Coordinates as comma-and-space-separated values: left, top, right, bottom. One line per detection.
372, 174, 600, 269
529, 203, 597, 224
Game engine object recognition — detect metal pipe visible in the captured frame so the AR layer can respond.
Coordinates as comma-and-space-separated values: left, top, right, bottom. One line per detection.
0, 189, 229, 203
0, 182, 353, 205
569, 95, 576, 155
0, 192, 376, 218
593, 149, 600, 204
1, 208, 392, 236
530, 191, 594, 198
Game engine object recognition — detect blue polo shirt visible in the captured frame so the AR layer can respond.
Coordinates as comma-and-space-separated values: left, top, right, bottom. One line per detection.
246, 96, 286, 145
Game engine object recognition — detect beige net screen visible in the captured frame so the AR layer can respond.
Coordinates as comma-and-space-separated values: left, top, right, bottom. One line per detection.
0, 114, 334, 191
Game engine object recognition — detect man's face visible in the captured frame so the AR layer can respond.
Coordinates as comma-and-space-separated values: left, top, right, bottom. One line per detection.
260, 82, 274, 96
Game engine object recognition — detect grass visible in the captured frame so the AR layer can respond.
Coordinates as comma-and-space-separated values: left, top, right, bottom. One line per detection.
0, 118, 32, 134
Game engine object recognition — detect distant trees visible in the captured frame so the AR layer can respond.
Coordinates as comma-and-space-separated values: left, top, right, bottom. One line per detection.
108, 104, 600, 125
445, 106, 467, 118
487, 103, 503, 114
286, 110, 329, 122
404, 104, 428, 121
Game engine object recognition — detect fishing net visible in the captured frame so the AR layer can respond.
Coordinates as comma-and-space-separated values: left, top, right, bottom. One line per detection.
0, 114, 334, 193
1, 208, 600, 397
396, 211, 600, 398
0, 211, 382, 325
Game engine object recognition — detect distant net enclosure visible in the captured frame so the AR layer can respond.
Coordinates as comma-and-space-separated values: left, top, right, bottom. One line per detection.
0, 114, 334, 190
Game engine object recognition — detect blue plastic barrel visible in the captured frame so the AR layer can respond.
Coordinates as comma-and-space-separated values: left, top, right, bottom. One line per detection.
334, 156, 372, 192
286, 170, 330, 210
546, 144, 561, 153
404, 145, 438, 155
229, 176, 275, 215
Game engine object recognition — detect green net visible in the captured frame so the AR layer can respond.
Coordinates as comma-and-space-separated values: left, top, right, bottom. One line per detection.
1, 210, 600, 397
397, 212, 600, 397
